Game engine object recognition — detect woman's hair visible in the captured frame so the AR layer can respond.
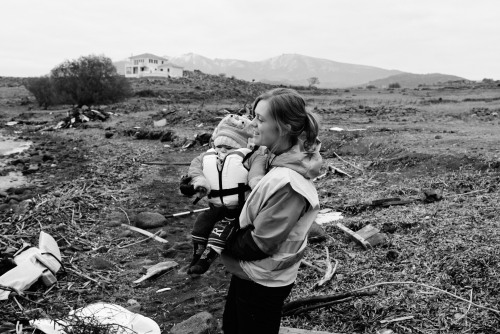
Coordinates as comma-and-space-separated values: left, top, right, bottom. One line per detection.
252, 88, 319, 150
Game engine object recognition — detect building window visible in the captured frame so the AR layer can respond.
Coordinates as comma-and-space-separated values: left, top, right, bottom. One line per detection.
126, 67, 132, 74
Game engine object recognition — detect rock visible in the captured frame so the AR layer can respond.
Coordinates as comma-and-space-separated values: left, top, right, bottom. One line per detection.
169, 311, 217, 334
42, 154, 55, 162
0, 204, 12, 212
23, 164, 39, 174
307, 221, 327, 243
81, 105, 89, 111
162, 247, 178, 258
0, 191, 8, 198
172, 241, 192, 251
126, 299, 141, 313
105, 132, 114, 139
135, 212, 167, 229
30, 156, 43, 164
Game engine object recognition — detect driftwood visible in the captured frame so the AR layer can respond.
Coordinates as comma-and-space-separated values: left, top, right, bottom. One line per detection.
282, 290, 377, 316
133, 261, 178, 284
121, 224, 168, 244
314, 246, 338, 288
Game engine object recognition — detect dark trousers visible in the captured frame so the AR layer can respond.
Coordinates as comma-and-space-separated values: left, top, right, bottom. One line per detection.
222, 275, 294, 334
191, 204, 240, 244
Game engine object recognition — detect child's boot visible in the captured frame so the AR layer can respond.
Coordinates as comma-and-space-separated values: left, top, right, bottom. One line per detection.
189, 241, 207, 268
187, 248, 219, 275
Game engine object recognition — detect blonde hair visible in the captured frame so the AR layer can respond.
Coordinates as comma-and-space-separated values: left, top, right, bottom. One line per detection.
252, 88, 319, 151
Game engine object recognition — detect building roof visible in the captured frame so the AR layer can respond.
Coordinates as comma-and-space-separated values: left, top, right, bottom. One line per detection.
158, 62, 184, 69
129, 53, 169, 61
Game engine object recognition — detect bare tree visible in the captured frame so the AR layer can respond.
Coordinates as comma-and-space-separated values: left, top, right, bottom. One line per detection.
308, 77, 320, 88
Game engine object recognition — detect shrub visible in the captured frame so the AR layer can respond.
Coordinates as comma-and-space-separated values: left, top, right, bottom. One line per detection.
366, 85, 376, 90
51, 55, 132, 106
24, 76, 56, 109
388, 82, 401, 89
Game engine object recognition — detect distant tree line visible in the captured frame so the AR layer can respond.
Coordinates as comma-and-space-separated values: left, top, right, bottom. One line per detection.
24, 55, 131, 109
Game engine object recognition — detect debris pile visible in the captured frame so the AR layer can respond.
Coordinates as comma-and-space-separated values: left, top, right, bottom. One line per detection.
54, 106, 113, 129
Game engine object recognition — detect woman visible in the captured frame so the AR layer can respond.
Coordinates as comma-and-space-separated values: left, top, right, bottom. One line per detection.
221, 88, 323, 334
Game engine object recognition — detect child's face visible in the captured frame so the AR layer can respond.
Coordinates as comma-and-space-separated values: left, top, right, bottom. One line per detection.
215, 144, 237, 160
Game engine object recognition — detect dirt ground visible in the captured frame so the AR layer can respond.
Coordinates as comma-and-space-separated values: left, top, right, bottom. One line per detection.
1, 78, 499, 333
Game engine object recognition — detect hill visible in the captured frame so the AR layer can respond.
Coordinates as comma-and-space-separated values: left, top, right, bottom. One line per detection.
363, 73, 467, 88
167, 53, 404, 88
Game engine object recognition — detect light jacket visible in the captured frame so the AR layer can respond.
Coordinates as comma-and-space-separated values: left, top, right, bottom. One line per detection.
222, 140, 323, 287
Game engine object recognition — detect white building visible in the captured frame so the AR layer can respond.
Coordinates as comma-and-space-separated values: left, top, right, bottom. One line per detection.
123, 53, 183, 78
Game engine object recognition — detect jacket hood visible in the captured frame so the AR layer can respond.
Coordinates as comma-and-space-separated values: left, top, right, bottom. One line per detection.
266, 139, 323, 179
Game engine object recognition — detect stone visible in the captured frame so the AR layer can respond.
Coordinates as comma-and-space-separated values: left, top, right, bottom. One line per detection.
169, 311, 217, 334
135, 212, 167, 229
0, 204, 12, 212
172, 241, 192, 251
105, 132, 114, 139
126, 299, 141, 313
307, 221, 327, 243
162, 248, 178, 258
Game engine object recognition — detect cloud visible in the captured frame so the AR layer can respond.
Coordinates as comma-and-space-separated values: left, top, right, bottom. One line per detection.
1, 0, 499, 79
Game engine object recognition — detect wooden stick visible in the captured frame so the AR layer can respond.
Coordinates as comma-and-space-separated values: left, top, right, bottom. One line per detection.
301, 260, 325, 274
121, 224, 168, 244
328, 165, 353, 178
118, 207, 132, 225
335, 223, 371, 249
380, 316, 414, 324
315, 247, 338, 288
333, 152, 363, 172
118, 230, 162, 248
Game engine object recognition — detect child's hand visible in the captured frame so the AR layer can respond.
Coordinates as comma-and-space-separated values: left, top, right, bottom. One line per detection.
195, 186, 208, 198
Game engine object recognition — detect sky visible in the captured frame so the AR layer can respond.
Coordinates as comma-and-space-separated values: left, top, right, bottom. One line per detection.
1, 0, 499, 80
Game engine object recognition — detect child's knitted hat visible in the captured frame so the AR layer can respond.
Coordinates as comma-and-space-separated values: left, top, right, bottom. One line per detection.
213, 114, 253, 148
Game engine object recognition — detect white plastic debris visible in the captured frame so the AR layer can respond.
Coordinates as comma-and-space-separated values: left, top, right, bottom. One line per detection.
153, 119, 167, 127
315, 209, 344, 225
0, 231, 61, 300
30, 303, 161, 334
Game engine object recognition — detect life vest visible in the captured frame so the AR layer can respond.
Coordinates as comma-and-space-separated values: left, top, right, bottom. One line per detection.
0, 231, 62, 300
202, 148, 252, 207
223, 166, 319, 287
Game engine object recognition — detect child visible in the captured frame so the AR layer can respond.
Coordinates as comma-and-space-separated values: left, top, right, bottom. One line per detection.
180, 114, 266, 275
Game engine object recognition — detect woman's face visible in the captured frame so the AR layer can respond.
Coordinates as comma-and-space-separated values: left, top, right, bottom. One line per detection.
251, 100, 279, 147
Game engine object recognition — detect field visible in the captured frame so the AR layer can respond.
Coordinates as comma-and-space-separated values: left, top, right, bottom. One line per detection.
0, 75, 499, 334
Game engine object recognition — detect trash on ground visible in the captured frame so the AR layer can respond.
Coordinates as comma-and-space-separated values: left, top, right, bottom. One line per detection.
30, 303, 161, 334
133, 261, 178, 284
0, 231, 61, 300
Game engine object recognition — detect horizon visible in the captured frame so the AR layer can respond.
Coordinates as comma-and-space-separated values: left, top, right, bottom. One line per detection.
1, 0, 499, 80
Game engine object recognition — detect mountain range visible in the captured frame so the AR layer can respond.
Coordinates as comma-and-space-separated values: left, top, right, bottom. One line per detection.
115, 53, 466, 88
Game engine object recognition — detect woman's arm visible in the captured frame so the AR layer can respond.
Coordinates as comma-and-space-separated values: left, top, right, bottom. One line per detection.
224, 183, 308, 261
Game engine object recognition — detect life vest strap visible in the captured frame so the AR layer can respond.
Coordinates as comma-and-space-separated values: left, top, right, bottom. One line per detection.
208, 183, 250, 199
